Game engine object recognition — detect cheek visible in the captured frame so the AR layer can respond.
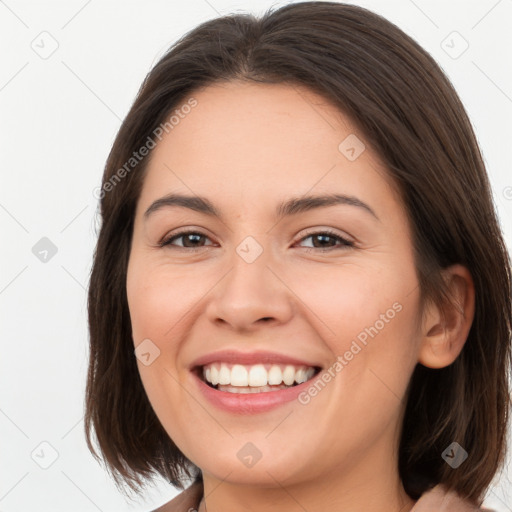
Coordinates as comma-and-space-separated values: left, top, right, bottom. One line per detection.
126, 260, 203, 343
291, 258, 416, 341
297, 258, 421, 401
126, 260, 197, 440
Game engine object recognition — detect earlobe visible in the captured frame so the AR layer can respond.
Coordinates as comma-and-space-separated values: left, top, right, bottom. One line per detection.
418, 264, 475, 369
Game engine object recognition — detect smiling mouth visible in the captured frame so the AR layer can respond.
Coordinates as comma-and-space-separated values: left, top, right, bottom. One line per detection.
193, 363, 322, 394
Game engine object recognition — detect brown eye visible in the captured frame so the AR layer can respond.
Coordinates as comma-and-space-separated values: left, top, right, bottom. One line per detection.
160, 231, 213, 249
297, 230, 354, 251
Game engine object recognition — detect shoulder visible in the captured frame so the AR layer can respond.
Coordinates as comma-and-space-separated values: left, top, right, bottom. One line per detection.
151, 481, 203, 512
411, 483, 496, 512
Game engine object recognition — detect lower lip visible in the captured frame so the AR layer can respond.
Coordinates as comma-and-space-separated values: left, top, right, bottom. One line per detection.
192, 371, 319, 414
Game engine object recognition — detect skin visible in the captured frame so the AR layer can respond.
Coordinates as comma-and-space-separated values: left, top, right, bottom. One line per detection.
126, 81, 475, 512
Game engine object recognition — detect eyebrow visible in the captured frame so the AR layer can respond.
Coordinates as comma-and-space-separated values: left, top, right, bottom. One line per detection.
143, 192, 379, 221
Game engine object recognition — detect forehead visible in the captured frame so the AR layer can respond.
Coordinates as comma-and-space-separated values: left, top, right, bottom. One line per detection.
153, 80, 360, 167
138, 81, 401, 219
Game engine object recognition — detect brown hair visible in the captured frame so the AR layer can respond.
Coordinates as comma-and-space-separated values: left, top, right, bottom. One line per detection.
85, 1, 512, 504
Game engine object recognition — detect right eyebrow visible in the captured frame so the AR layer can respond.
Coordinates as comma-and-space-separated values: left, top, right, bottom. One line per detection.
144, 194, 221, 220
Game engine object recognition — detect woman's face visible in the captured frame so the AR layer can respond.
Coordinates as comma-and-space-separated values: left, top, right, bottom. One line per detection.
126, 81, 424, 488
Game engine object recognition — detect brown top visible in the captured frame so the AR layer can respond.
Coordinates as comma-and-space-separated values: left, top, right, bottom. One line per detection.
152, 481, 496, 512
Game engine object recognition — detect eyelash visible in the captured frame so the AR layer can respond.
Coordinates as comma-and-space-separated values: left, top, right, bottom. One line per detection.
158, 229, 355, 252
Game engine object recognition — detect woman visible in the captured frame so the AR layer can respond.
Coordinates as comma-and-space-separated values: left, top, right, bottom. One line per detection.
85, 2, 510, 511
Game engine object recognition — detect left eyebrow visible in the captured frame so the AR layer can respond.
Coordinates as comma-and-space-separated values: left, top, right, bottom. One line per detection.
276, 193, 379, 221
143, 192, 379, 222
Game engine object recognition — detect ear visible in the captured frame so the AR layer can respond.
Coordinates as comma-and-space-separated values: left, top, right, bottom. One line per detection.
418, 264, 475, 369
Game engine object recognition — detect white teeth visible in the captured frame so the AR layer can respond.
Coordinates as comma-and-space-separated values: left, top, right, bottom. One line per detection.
215, 383, 292, 394
268, 365, 283, 385
295, 367, 307, 384
201, 362, 316, 388
248, 364, 267, 386
218, 365, 231, 385
231, 365, 248, 386
209, 365, 219, 385
282, 365, 296, 386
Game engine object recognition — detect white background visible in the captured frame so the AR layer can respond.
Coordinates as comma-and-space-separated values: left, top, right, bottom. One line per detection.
1, 0, 511, 510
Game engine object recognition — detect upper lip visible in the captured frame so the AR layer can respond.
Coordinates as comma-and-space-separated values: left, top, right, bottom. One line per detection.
190, 350, 323, 369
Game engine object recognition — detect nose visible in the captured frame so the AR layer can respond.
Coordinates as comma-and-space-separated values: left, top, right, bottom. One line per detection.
205, 244, 294, 333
